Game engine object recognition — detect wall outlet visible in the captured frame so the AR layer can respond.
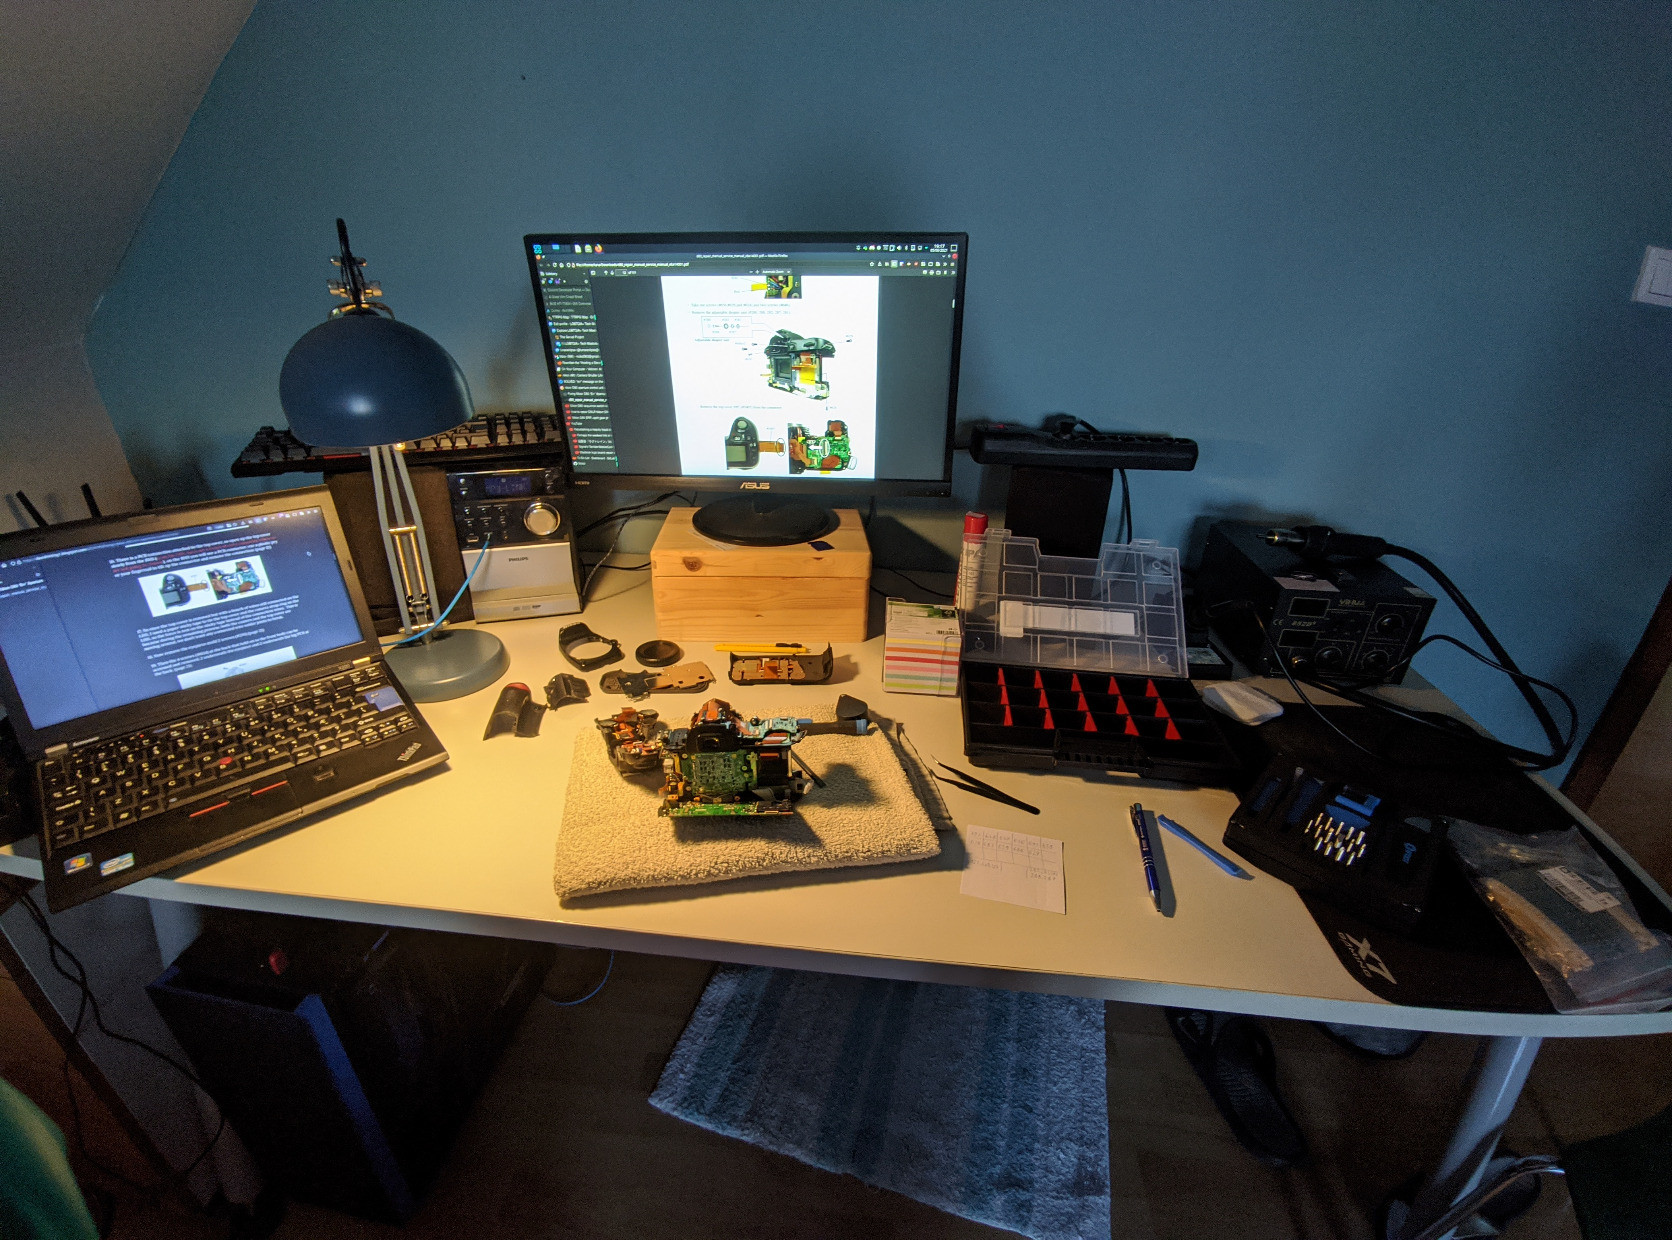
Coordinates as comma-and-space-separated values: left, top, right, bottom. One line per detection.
1632, 246, 1672, 306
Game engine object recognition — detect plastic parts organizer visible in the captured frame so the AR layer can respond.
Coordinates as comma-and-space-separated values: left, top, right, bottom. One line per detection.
960, 664, 1242, 783
959, 531, 1188, 677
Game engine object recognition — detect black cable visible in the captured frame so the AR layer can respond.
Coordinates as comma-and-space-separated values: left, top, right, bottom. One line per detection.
1235, 606, 1404, 764
15, 890, 226, 1197
580, 520, 643, 602
15, 894, 204, 1085
1380, 544, 1569, 763
575, 491, 690, 540
575, 493, 678, 539
540, 951, 614, 1007
1238, 528, 1578, 770
1217, 602, 1576, 772
874, 566, 953, 600
1312, 633, 1578, 770
582, 511, 672, 549
1401, 633, 1579, 739
60, 1056, 147, 1193
13, 887, 154, 1199
578, 497, 694, 602
1063, 420, 1134, 542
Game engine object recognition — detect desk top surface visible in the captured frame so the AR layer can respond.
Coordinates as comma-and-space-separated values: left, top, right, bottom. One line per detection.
6, 572, 1670, 1037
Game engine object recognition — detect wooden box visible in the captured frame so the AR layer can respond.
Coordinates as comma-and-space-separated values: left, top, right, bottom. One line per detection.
650, 508, 871, 642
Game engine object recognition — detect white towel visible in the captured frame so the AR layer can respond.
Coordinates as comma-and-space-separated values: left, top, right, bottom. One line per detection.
553, 703, 943, 901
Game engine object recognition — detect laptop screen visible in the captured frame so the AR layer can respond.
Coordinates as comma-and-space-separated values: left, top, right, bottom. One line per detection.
0, 506, 365, 731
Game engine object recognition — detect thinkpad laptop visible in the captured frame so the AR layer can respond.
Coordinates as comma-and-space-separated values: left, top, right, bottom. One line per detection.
0, 488, 447, 911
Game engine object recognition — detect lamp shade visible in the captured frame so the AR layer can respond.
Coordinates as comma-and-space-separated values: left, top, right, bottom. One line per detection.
279, 311, 473, 447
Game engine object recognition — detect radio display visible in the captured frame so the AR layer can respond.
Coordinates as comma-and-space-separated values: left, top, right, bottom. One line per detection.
483, 475, 534, 497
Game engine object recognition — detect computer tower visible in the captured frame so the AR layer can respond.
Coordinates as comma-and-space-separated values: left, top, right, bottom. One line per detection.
147, 911, 554, 1222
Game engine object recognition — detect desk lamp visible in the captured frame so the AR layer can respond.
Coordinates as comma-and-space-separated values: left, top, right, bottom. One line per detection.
279, 220, 508, 700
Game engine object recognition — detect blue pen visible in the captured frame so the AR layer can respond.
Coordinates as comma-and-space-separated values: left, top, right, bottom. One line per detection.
1128, 803, 1162, 911
1155, 813, 1253, 880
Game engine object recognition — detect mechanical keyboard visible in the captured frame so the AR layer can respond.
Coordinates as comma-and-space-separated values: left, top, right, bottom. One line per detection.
230, 411, 567, 477
39, 667, 417, 851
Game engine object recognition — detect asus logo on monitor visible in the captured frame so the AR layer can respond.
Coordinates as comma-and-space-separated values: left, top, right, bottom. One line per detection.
739, 481, 771, 490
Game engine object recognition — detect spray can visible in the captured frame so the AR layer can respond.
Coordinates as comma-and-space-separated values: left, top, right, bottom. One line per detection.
954, 512, 989, 612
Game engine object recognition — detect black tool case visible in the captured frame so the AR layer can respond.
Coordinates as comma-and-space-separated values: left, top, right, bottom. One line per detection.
960, 662, 1243, 786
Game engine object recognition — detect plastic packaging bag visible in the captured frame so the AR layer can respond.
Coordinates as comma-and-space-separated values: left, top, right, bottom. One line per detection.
1448, 820, 1672, 1014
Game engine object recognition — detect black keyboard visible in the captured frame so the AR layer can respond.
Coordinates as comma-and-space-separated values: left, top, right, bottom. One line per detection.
39, 668, 418, 851
230, 411, 567, 477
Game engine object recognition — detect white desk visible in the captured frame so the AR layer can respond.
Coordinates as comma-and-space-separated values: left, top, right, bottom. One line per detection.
5, 572, 1669, 1237
4, 574, 1670, 1037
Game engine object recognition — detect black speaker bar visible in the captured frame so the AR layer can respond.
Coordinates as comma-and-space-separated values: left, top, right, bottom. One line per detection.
968, 422, 1197, 471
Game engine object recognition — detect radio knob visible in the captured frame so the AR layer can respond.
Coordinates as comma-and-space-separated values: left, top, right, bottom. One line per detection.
1376, 613, 1406, 636
523, 502, 561, 537
1314, 646, 1346, 672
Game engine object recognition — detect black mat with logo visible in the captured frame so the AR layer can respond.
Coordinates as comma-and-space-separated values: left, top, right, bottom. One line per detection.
1220, 704, 1671, 1014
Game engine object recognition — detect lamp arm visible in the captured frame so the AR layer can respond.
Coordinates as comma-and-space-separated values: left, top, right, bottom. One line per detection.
369, 444, 442, 636
336, 218, 364, 309
389, 445, 441, 632
327, 218, 394, 318
368, 446, 415, 633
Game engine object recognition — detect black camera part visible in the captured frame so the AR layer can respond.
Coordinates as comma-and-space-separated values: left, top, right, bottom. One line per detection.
559, 622, 624, 672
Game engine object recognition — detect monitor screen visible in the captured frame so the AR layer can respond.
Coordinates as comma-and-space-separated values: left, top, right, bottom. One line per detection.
525, 233, 966, 495
0, 507, 365, 730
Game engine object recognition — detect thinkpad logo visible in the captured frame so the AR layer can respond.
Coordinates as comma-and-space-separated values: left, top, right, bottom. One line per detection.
1337, 932, 1397, 985
396, 743, 422, 763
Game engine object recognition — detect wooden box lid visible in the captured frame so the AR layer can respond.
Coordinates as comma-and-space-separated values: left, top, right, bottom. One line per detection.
650, 508, 871, 580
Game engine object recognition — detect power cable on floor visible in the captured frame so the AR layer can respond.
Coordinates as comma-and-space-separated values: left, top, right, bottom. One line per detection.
540, 951, 615, 1007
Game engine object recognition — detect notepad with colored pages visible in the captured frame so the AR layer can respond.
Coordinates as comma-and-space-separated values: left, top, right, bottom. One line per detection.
884, 598, 961, 695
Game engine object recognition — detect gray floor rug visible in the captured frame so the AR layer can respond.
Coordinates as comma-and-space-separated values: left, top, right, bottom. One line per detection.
650, 965, 1111, 1240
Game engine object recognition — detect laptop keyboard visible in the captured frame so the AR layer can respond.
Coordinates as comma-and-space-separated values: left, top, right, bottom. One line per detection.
39, 667, 418, 852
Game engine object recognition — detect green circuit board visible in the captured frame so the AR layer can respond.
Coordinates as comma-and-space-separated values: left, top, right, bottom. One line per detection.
678, 751, 757, 796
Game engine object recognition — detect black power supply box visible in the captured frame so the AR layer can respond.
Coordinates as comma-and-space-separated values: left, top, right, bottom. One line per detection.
1197, 521, 1435, 684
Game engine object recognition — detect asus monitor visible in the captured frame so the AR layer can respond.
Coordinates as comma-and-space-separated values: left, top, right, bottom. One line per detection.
524, 232, 967, 544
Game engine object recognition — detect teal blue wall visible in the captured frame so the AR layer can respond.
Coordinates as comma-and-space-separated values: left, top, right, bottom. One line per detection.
88, 0, 1672, 765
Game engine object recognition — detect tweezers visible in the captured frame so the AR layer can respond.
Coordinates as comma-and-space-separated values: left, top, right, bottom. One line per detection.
933, 763, 1040, 815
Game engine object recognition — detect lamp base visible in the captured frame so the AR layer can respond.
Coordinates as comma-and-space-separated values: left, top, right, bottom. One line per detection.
384, 626, 508, 702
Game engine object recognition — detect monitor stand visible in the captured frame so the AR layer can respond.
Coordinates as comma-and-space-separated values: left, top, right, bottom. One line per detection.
691, 494, 840, 546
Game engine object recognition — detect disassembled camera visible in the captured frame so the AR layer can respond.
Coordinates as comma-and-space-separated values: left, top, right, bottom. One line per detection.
158, 573, 193, 608
208, 561, 262, 600
484, 682, 545, 739
764, 331, 835, 400
559, 622, 624, 672
597, 707, 665, 773
721, 642, 835, 685
599, 661, 716, 701
788, 420, 852, 473
723, 416, 784, 470
752, 270, 800, 299
596, 695, 872, 818
544, 673, 590, 707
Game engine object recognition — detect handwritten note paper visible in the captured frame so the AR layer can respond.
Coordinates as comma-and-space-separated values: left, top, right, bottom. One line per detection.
960, 825, 1066, 914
